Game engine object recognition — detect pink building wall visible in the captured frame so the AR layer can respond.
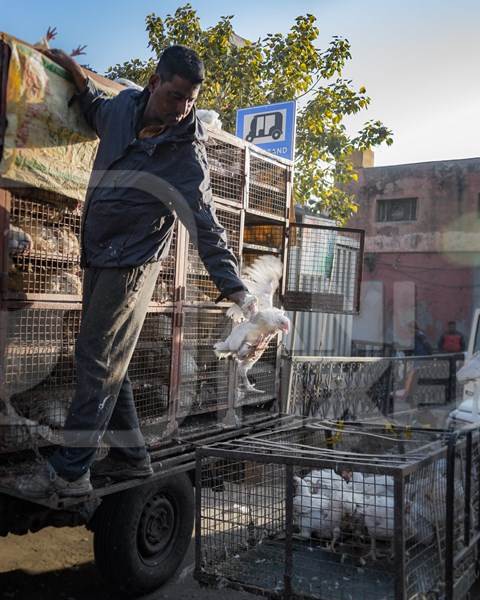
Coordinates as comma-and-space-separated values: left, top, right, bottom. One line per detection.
347, 157, 480, 349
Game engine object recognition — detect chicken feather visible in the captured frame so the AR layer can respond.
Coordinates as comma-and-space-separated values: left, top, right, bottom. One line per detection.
216, 255, 289, 392
226, 255, 284, 322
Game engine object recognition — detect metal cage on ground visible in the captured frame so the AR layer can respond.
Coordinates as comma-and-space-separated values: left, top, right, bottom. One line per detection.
195, 419, 480, 600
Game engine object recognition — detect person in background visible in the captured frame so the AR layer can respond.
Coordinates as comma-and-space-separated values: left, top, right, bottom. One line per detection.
413, 322, 432, 356
393, 322, 431, 413
438, 321, 465, 354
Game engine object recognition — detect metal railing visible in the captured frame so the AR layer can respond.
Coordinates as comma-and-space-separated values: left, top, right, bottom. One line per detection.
286, 353, 465, 419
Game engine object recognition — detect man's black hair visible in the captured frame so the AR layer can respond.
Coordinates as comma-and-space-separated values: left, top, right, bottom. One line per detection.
156, 45, 205, 84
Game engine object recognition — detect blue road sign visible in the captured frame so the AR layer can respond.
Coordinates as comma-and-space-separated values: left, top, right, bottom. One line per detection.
236, 100, 297, 161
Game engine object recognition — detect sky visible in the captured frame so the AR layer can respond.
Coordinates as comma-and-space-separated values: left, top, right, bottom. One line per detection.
2, 0, 480, 167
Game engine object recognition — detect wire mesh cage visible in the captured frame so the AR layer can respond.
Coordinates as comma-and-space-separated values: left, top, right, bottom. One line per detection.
243, 222, 285, 255
151, 223, 177, 305
7, 191, 82, 299
1, 305, 81, 452
447, 428, 480, 600
287, 356, 464, 420
196, 419, 479, 600
0, 306, 173, 453
248, 153, 289, 219
174, 307, 282, 436
185, 204, 242, 304
206, 134, 245, 207
284, 224, 364, 314
175, 309, 233, 430
125, 310, 173, 425
242, 220, 285, 288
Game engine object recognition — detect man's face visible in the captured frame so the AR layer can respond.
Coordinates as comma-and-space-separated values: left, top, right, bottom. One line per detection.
146, 73, 201, 126
448, 323, 456, 333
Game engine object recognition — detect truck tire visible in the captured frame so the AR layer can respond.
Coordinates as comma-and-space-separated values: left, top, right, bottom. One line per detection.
92, 473, 194, 596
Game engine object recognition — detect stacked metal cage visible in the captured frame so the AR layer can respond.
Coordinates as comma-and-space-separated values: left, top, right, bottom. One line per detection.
174, 136, 293, 438
0, 128, 293, 454
195, 419, 480, 600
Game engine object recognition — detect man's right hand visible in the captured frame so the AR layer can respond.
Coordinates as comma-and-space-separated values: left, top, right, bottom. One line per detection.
40, 48, 88, 93
228, 291, 258, 319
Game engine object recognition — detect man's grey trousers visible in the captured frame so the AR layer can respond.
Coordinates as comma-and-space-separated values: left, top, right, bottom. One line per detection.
50, 262, 161, 481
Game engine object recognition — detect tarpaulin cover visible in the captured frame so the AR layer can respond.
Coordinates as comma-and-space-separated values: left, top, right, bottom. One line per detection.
0, 32, 121, 201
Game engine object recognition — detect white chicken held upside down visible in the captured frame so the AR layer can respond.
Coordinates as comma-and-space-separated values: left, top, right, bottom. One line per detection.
214, 255, 290, 393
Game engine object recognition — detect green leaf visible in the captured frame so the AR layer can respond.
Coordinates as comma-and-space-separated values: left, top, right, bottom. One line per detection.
106, 3, 393, 223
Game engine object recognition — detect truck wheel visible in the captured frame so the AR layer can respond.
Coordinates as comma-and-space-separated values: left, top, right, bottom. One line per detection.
92, 473, 194, 596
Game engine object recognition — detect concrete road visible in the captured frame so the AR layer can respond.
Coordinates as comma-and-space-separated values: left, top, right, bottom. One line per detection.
1, 525, 480, 599
0, 526, 253, 600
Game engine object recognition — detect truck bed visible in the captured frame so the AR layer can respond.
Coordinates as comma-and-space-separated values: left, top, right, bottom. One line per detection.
0, 414, 290, 510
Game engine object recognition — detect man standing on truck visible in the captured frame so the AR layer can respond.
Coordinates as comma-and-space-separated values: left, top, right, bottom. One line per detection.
17, 45, 255, 498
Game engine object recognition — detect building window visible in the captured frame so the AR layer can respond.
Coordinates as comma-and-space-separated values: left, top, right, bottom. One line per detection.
376, 198, 417, 222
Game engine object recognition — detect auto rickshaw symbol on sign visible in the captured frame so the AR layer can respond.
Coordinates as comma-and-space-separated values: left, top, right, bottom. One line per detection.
245, 111, 284, 142
236, 101, 296, 160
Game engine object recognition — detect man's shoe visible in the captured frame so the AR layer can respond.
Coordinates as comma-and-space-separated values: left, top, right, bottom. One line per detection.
92, 453, 153, 481
16, 462, 93, 500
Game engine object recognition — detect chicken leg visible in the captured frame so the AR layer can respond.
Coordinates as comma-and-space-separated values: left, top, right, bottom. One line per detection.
237, 362, 265, 394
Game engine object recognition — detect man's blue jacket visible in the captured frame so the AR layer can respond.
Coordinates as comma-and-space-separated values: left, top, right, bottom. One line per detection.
76, 78, 246, 300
